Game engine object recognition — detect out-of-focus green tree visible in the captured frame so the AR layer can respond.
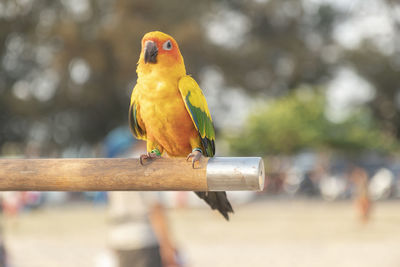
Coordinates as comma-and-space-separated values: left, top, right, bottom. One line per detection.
205, 0, 341, 95
0, 0, 210, 155
227, 88, 399, 156
206, 0, 400, 139
344, 43, 400, 139
0, 0, 399, 156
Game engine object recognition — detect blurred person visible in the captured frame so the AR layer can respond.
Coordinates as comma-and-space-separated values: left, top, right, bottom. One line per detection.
350, 166, 372, 223
298, 171, 320, 197
108, 192, 179, 267
0, 192, 23, 217
266, 172, 285, 194
105, 127, 181, 267
0, 198, 8, 267
21, 191, 43, 210
0, 240, 6, 267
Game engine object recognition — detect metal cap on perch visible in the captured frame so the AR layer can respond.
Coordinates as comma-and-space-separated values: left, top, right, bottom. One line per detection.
207, 157, 265, 191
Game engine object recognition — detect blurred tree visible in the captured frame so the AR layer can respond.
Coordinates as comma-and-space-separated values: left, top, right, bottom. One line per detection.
204, 0, 342, 96
205, 0, 400, 139
0, 0, 399, 156
227, 88, 398, 156
0, 0, 210, 155
345, 43, 400, 139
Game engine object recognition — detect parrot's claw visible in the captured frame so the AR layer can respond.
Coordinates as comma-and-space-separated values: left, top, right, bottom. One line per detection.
140, 152, 161, 165
186, 150, 203, 169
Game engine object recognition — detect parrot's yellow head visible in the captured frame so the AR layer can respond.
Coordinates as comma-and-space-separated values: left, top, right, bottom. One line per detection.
138, 31, 186, 76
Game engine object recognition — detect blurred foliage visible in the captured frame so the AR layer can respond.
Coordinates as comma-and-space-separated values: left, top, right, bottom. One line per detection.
0, 0, 399, 156
227, 89, 399, 156
0, 0, 211, 155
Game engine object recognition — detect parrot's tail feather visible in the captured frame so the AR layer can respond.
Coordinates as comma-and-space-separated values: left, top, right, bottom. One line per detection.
195, 191, 234, 221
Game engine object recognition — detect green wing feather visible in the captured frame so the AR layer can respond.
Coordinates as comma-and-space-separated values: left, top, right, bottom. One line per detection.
129, 100, 146, 140
178, 76, 215, 157
179, 76, 233, 221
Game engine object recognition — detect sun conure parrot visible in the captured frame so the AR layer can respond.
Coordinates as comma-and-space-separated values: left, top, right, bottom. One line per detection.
129, 31, 233, 220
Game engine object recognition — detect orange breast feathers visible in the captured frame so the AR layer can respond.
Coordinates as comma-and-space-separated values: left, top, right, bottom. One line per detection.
135, 80, 200, 157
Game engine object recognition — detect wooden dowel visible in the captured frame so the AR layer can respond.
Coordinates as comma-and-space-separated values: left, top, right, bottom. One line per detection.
0, 157, 264, 191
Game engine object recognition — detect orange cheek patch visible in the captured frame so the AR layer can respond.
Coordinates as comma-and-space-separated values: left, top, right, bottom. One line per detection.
157, 47, 181, 63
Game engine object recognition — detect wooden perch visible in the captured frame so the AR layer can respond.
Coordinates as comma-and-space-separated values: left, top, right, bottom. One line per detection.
0, 157, 265, 191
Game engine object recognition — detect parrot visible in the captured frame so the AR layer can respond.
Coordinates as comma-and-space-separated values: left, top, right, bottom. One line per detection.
129, 31, 233, 220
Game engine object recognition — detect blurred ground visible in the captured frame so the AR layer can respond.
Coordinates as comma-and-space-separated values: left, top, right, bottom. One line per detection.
2, 199, 400, 267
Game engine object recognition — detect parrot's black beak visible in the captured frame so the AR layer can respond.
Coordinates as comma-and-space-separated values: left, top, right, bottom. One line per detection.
144, 40, 158, 64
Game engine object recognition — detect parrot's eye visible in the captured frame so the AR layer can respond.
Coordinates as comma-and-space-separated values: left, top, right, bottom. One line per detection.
162, 40, 172, 50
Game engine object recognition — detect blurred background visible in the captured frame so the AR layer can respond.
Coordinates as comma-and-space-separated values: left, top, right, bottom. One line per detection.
1, 0, 400, 266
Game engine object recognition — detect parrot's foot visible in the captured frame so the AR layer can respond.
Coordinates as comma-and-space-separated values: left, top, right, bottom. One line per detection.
140, 152, 161, 165
186, 149, 203, 168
